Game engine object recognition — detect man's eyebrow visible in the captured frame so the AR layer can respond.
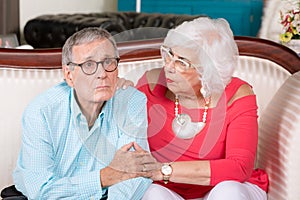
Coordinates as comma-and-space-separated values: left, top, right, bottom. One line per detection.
83, 55, 93, 60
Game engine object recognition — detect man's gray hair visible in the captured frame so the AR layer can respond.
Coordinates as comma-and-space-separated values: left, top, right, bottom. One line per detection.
62, 27, 118, 65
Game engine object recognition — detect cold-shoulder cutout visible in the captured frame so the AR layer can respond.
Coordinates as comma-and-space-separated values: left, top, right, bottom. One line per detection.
146, 68, 163, 91
227, 83, 254, 106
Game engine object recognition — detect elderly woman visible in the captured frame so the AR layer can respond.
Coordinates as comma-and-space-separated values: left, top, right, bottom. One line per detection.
137, 17, 268, 200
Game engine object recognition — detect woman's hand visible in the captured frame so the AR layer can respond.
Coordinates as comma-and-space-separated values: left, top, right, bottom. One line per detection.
117, 77, 134, 89
133, 142, 164, 181
109, 142, 154, 173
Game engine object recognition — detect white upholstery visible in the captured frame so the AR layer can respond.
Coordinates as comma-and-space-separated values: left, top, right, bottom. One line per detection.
0, 52, 297, 199
256, 72, 300, 200
235, 56, 290, 117
118, 59, 162, 84
0, 68, 63, 190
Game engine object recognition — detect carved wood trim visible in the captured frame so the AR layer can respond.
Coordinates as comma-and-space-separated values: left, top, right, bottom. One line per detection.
0, 36, 299, 74
235, 36, 300, 74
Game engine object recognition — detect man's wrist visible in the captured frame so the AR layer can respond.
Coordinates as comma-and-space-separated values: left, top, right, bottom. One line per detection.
100, 166, 121, 187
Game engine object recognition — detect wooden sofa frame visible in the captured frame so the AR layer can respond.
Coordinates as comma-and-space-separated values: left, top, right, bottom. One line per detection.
0, 36, 299, 72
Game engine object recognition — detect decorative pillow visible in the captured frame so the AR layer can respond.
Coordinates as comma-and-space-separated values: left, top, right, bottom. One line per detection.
256, 71, 300, 200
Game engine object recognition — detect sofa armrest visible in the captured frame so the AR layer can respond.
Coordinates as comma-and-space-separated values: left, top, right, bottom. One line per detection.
257, 72, 300, 200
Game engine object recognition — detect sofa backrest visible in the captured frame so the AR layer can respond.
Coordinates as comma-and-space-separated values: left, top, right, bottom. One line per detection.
0, 36, 299, 191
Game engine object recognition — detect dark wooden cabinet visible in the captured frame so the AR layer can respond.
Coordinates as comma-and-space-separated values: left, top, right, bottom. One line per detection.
118, 0, 263, 36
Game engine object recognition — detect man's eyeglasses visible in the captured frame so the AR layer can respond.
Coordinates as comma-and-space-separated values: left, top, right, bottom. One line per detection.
160, 46, 193, 71
67, 57, 120, 75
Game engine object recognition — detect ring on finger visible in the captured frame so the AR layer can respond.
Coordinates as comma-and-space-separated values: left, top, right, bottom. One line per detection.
142, 164, 147, 172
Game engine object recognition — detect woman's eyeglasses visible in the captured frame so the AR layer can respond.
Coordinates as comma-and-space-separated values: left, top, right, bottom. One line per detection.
67, 57, 120, 75
160, 46, 193, 72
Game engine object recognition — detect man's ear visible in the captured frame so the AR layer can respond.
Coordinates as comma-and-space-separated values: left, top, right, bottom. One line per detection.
62, 65, 74, 87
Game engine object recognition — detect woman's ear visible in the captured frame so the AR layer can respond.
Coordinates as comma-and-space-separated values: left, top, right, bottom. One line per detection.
62, 65, 74, 87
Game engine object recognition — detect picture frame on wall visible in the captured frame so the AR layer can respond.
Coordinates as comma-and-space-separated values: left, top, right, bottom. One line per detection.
0, 34, 19, 48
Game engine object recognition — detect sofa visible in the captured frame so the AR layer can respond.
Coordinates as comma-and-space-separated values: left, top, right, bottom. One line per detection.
1, 36, 300, 199
23, 12, 200, 48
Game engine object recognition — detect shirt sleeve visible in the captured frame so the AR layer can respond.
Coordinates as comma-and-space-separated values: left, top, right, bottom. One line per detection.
14, 87, 152, 200
210, 95, 259, 185
13, 107, 104, 200
113, 87, 150, 151
106, 87, 152, 199
107, 177, 152, 200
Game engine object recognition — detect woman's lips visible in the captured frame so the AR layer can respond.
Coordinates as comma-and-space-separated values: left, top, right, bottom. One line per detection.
166, 78, 174, 83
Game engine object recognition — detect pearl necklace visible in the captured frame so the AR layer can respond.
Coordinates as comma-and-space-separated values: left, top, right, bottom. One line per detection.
172, 95, 210, 139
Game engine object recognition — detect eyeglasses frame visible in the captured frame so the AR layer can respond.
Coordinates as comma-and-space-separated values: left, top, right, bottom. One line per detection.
67, 57, 120, 75
160, 45, 194, 71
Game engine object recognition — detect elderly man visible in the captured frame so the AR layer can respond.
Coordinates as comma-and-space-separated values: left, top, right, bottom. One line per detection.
13, 27, 154, 200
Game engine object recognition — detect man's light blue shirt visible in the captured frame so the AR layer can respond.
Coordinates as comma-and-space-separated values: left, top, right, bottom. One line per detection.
13, 81, 152, 200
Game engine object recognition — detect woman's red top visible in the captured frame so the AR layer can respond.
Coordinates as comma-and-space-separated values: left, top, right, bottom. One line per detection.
136, 70, 268, 199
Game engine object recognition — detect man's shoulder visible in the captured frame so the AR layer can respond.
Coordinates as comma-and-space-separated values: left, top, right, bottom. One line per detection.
26, 82, 71, 110
109, 87, 147, 114
115, 86, 146, 101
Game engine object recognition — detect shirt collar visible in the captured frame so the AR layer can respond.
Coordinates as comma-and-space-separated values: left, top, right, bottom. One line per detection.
71, 89, 108, 123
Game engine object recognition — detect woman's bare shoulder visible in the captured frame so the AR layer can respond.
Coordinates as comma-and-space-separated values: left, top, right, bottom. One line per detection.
146, 68, 163, 91
228, 84, 254, 106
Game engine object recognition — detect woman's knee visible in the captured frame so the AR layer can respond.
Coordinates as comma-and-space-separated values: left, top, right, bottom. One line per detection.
142, 184, 184, 200
205, 181, 247, 200
142, 184, 160, 200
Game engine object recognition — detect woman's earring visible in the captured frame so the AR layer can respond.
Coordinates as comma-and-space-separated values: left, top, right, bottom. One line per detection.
200, 87, 207, 98
200, 80, 211, 99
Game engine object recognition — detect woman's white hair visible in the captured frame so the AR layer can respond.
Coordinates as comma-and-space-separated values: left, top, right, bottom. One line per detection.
163, 17, 239, 97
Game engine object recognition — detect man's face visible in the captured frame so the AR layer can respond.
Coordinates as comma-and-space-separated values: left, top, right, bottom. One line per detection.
64, 38, 118, 105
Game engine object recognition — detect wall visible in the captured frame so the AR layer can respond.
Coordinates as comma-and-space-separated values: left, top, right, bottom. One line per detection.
19, 0, 117, 43
118, 0, 263, 37
0, 0, 19, 38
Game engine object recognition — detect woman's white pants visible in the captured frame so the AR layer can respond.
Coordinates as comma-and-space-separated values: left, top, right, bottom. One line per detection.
142, 181, 267, 200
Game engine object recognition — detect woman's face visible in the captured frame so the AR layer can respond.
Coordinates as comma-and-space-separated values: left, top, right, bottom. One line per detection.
162, 46, 202, 97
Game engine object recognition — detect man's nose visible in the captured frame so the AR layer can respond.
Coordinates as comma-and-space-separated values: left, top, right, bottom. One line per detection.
95, 63, 107, 78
